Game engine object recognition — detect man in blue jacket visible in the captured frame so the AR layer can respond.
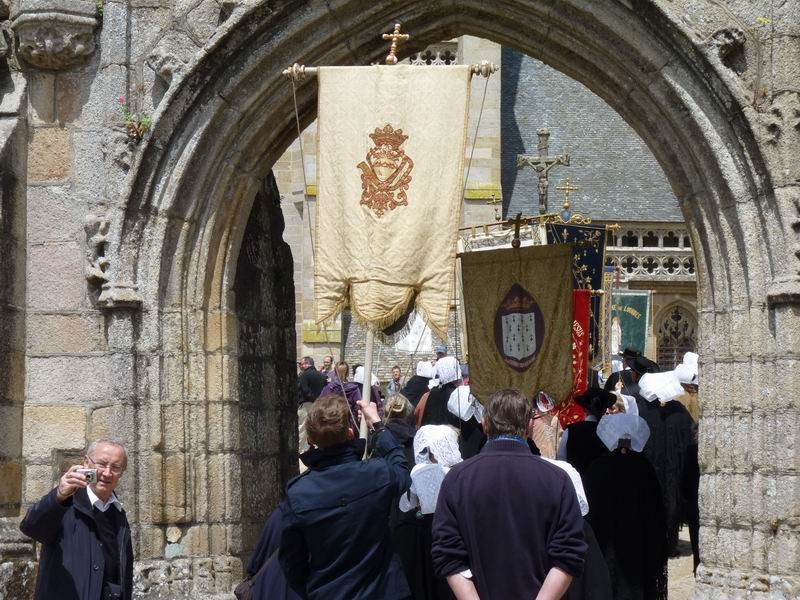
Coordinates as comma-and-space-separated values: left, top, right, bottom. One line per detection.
432, 389, 587, 600
279, 394, 412, 600
20, 438, 133, 600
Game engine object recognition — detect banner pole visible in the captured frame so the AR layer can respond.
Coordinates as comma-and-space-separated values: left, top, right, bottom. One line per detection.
360, 330, 375, 446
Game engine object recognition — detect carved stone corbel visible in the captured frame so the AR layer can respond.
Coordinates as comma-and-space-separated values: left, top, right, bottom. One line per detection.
84, 213, 110, 285
10, 0, 98, 70
97, 282, 142, 308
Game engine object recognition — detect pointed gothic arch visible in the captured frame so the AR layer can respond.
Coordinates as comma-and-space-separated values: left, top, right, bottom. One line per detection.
91, 2, 799, 596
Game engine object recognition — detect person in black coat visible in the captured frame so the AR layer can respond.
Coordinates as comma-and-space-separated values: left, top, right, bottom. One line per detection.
419, 357, 461, 429
584, 414, 668, 600
603, 348, 642, 393
244, 503, 301, 600
401, 361, 435, 407
297, 356, 328, 405
279, 394, 412, 600
557, 388, 616, 478
20, 439, 134, 600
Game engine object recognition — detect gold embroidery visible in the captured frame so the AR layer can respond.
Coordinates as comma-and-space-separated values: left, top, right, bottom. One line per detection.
357, 124, 414, 217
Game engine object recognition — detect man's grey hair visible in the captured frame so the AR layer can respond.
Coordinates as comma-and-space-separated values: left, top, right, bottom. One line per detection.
87, 438, 129, 467
302, 356, 315, 367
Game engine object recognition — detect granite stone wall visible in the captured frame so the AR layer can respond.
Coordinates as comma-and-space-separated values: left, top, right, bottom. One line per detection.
0, 1, 796, 598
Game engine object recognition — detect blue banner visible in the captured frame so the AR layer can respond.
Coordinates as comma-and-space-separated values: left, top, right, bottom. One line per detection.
546, 224, 607, 360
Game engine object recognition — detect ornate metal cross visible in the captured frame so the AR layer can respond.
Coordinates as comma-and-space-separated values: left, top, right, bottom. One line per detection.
556, 177, 579, 215
486, 194, 502, 221
516, 128, 571, 215
382, 23, 409, 65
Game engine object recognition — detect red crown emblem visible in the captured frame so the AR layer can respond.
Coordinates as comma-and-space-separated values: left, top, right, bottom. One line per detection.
369, 125, 408, 148
501, 295, 535, 312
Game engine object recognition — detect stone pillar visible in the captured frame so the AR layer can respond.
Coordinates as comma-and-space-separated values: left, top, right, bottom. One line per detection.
0, 40, 35, 598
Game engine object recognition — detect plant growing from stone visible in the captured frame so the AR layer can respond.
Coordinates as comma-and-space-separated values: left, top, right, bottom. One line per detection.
749, 16, 772, 110
118, 96, 152, 142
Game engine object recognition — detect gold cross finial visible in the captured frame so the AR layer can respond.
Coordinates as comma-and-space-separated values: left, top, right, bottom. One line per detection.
556, 177, 579, 210
486, 194, 502, 221
382, 23, 409, 65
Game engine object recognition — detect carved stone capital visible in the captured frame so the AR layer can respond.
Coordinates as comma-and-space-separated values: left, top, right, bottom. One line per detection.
11, 0, 98, 70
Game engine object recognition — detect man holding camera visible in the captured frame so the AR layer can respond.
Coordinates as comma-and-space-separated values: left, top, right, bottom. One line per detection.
20, 438, 133, 600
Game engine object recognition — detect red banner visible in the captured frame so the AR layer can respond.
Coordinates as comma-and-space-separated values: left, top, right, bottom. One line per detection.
557, 290, 591, 428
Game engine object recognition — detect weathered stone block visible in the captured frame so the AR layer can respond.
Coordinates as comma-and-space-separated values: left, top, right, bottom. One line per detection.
27, 313, 106, 354
27, 355, 108, 405
137, 453, 164, 524
27, 242, 84, 310
22, 406, 86, 462
181, 524, 208, 556
208, 523, 229, 556
22, 464, 56, 503
0, 463, 22, 509
0, 406, 23, 458
205, 310, 238, 352
767, 527, 800, 574
163, 453, 188, 523
161, 404, 187, 452
27, 127, 69, 182
98, 0, 128, 67
89, 404, 135, 443
133, 524, 165, 560
26, 185, 87, 243
26, 72, 55, 124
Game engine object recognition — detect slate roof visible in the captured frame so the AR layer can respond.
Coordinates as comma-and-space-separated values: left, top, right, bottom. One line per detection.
501, 48, 683, 223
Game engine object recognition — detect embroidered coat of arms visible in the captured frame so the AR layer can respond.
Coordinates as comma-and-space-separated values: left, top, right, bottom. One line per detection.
357, 124, 414, 217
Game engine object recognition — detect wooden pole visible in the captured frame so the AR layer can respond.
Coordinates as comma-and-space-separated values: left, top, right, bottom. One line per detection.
360, 329, 375, 444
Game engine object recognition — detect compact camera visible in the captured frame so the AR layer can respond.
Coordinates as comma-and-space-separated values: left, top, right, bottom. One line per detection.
77, 468, 98, 483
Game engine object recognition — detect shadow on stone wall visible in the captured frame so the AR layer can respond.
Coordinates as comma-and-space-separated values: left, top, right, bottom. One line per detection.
234, 171, 298, 555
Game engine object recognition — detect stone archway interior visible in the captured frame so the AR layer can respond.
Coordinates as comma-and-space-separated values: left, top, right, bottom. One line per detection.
233, 172, 297, 552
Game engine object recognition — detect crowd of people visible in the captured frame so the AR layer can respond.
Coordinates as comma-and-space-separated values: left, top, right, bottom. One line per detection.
242, 345, 700, 599
18, 345, 698, 600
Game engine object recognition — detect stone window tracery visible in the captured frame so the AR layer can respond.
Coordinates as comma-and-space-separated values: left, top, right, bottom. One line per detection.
656, 304, 697, 369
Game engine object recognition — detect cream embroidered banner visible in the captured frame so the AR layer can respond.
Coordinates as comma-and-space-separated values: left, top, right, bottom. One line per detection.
314, 65, 471, 339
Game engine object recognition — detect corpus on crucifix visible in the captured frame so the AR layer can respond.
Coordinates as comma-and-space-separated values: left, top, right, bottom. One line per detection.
516, 128, 571, 215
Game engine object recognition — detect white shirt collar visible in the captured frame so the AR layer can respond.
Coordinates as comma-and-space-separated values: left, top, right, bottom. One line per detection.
86, 486, 123, 512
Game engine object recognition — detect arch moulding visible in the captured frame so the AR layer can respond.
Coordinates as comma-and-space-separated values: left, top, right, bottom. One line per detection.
97, 1, 799, 597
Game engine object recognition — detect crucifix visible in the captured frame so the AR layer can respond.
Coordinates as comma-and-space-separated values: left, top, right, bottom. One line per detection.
382, 23, 409, 65
516, 128, 571, 215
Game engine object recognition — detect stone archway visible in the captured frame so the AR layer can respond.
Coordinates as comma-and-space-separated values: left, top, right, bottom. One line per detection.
91, 1, 797, 597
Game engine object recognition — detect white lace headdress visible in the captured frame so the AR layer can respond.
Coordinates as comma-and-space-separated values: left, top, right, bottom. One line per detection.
413, 424, 462, 467
597, 413, 650, 452
434, 356, 461, 385
447, 385, 485, 422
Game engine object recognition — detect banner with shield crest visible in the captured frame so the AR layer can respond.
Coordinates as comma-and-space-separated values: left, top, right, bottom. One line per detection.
460, 243, 574, 402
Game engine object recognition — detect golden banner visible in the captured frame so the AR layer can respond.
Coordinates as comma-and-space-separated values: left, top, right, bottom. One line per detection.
461, 244, 574, 403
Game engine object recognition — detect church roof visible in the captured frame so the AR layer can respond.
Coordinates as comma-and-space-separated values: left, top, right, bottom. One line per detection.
500, 49, 683, 223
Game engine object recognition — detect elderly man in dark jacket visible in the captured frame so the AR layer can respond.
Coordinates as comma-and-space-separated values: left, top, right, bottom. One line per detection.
280, 394, 412, 600
20, 438, 133, 600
